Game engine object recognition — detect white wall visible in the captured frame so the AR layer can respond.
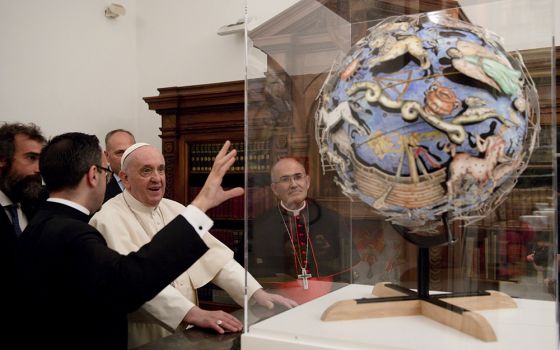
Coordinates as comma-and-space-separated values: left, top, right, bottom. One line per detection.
0, 0, 299, 148
135, 0, 246, 146
0, 0, 555, 148
135, 0, 299, 146
0, 0, 138, 143
460, 0, 557, 50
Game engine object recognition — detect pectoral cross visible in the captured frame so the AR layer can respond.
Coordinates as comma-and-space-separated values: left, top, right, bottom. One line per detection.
298, 267, 312, 290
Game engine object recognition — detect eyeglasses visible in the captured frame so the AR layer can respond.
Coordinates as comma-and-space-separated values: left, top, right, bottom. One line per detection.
272, 173, 306, 185
95, 164, 114, 184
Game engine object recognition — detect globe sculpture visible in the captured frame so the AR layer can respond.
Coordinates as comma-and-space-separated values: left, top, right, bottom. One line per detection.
315, 13, 539, 239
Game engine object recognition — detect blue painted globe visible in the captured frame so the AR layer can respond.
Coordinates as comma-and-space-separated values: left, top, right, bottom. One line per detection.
316, 13, 538, 234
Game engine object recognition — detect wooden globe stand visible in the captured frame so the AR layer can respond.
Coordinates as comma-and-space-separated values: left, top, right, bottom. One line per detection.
321, 216, 517, 342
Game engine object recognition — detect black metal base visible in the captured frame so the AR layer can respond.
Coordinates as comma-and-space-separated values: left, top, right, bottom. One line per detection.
356, 283, 491, 316
356, 215, 489, 316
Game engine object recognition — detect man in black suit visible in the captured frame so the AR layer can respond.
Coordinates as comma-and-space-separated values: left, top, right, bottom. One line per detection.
103, 129, 135, 202
12, 133, 244, 350
0, 122, 46, 277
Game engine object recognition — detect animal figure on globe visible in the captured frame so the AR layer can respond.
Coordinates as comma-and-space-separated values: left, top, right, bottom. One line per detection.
318, 101, 369, 141
446, 134, 507, 199
368, 35, 430, 70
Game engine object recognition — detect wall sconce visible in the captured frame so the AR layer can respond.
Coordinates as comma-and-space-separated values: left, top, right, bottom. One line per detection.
217, 18, 245, 36
105, 3, 126, 19
217, 17, 256, 36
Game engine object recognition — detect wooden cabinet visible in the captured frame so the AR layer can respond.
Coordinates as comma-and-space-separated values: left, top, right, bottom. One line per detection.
144, 81, 248, 308
144, 80, 283, 308
143, 81, 245, 205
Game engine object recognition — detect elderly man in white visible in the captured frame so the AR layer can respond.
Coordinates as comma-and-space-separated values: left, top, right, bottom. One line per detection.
90, 142, 296, 348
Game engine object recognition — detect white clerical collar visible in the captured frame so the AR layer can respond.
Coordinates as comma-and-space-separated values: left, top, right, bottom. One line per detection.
123, 190, 158, 214
280, 200, 307, 216
47, 198, 90, 215
113, 173, 124, 191
0, 190, 14, 207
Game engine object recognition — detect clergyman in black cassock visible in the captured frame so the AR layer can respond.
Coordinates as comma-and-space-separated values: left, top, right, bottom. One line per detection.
251, 199, 358, 283
250, 158, 358, 303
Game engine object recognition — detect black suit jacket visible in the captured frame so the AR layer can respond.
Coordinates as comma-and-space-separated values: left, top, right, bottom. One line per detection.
1, 190, 47, 290
104, 175, 123, 202
0, 208, 17, 277
12, 201, 208, 350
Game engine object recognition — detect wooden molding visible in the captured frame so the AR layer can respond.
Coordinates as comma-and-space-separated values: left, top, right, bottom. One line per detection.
144, 81, 246, 204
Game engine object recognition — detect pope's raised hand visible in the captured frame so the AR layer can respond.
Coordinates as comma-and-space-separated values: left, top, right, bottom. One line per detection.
191, 141, 244, 213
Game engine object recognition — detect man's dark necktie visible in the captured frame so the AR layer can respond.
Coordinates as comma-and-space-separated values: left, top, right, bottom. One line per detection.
5, 204, 22, 236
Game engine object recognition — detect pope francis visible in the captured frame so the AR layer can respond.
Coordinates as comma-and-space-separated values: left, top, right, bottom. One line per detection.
90, 142, 296, 348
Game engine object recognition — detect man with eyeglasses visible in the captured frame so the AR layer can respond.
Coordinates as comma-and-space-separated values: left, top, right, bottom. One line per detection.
250, 157, 359, 303
11, 133, 246, 349
90, 143, 297, 348
96, 164, 114, 184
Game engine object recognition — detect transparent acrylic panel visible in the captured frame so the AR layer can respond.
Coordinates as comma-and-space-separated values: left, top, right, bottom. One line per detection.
244, 0, 356, 318
243, 1, 557, 349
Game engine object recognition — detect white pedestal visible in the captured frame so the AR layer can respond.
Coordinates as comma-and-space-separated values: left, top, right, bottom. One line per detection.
242, 284, 558, 350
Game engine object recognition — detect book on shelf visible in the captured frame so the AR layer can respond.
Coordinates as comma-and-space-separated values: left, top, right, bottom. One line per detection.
464, 223, 533, 282
189, 141, 270, 173
473, 247, 480, 279
463, 185, 553, 282
489, 231, 497, 280
189, 186, 275, 219
484, 236, 489, 280
464, 235, 475, 278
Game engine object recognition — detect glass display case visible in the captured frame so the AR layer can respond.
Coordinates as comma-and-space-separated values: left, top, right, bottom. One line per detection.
243, 0, 557, 349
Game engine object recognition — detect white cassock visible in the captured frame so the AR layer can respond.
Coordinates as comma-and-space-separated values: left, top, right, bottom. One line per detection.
90, 191, 262, 349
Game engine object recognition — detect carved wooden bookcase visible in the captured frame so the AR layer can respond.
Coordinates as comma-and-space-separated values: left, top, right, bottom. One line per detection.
144, 81, 248, 310
144, 81, 244, 204
144, 80, 281, 309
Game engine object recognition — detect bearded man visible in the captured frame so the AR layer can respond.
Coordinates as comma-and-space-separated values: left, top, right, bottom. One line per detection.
0, 122, 46, 274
